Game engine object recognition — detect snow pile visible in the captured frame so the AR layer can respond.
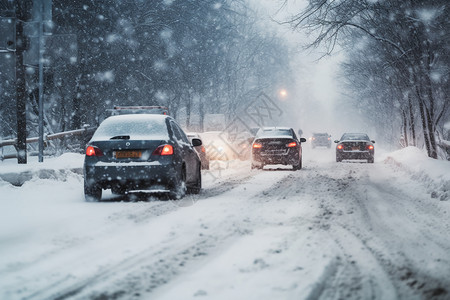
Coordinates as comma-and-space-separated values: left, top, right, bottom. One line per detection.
383, 146, 450, 201
0, 153, 84, 186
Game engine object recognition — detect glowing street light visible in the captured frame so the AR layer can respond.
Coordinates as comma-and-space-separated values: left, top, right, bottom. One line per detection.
279, 89, 288, 99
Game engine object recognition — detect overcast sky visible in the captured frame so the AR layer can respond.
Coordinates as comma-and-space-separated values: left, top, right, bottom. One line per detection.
248, 0, 347, 137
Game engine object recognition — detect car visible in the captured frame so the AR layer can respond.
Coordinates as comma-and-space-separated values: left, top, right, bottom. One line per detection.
335, 133, 375, 163
311, 132, 332, 148
186, 132, 210, 170
201, 131, 237, 160
229, 131, 254, 160
251, 127, 307, 170
83, 114, 202, 201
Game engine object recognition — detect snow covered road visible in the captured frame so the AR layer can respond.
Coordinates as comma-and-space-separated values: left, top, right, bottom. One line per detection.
0, 147, 449, 300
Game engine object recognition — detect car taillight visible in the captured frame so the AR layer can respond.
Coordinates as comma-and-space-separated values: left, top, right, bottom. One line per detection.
201, 146, 206, 153
86, 146, 103, 156
287, 142, 297, 147
367, 145, 374, 150
253, 143, 262, 149
153, 144, 174, 156
337, 145, 344, 150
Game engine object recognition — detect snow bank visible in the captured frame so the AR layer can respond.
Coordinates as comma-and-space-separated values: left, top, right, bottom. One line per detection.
382, 146, 450, 201
0, 153, 84, 186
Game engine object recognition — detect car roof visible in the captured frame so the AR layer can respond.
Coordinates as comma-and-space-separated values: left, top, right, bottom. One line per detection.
260, 127, 292, 131
105, 113, 170, 122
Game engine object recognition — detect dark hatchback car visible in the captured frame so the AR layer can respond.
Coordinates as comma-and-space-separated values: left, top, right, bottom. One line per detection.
311, 132, 332, 148
335, 133, 375, 163
83, 114, 202, 201
251, 127, 307, 170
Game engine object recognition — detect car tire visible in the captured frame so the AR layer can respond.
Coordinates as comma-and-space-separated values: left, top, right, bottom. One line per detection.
293, 158, 302, 170
169, 168, 186, 200
111, 186, 126, 195
187, 167, 201, 194
336, 155, 342, 162
251, 163, 263, 170
368, 157, 374, 163
84, 181, 102, 202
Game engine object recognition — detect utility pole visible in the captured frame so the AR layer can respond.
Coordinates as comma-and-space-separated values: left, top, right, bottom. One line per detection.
15, 0, 32, 164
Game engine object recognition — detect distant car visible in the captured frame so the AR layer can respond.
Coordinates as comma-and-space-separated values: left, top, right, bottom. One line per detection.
201, 131, 237, 160
335, 133, 375, 163
311, 132, 331, 148
187, 132, 209, 170
229, 131, 254, 160
251, 127, 306, 170
83, 114, 202, 201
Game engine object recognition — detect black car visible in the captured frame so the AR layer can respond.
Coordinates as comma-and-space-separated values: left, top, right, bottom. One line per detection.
335, 133, 375, 163
251, 127, 307, 170
311, 132, 332, 148
83, 114, 202, 201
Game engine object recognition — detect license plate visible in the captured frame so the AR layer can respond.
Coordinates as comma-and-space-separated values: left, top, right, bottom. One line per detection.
115, 150, 142, 158
352, 146, 359, 151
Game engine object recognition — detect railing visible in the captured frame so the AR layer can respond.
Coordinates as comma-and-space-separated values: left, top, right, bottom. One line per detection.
0, 125, 96, 160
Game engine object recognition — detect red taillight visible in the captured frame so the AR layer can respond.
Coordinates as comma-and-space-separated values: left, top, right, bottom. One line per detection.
287, 142, 297, 147
337, 145, 344, 150
253, 143, 262, 149
86, 146, 103, 156
201, 146, 206, 153
367, 145, 374, 150
153, 144, 174, 156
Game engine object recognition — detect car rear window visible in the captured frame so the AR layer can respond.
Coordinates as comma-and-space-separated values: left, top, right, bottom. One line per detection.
91, 115, 169, 141
257, 129, 293, 138
341, 133, 370, 141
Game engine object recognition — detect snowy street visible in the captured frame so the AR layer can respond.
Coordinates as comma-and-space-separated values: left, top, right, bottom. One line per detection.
1, 147, 449, 300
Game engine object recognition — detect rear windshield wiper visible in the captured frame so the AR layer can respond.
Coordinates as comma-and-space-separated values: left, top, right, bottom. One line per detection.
110, 135, 130, 140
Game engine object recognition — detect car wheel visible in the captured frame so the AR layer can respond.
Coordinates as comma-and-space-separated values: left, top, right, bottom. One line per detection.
251, 163, 263, 170
111, 186, 126, 195
187, 167, 201, 194
293, 158, 302, 170
84, 181, 102, 202
336, 155, 342, 162
169, 168, 186, 200
368, 157, 374, 163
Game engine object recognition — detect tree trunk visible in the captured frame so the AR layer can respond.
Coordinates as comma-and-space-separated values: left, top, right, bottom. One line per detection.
408, 94, 416, 146
415, 84, 432, 157
402, 110, 408, 147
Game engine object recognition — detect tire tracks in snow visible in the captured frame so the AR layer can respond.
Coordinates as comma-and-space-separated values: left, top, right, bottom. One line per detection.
13, 169, 290, 300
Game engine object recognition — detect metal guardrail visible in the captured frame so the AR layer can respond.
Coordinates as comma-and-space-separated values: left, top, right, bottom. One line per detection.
0, 126, 96, 160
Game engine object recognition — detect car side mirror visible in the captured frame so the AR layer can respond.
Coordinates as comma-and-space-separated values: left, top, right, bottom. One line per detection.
191, 138, 202, 147
334, 140, 339, 143
300, 138, 307, 143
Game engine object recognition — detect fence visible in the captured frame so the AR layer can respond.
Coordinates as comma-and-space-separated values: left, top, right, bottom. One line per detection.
0, 125, 96, 161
